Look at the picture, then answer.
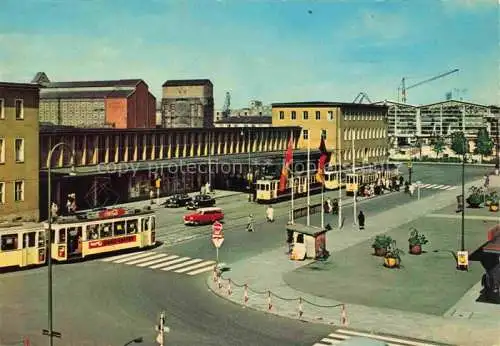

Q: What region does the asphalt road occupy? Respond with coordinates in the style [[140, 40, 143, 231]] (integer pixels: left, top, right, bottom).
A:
[[0, 164, 490, 346]]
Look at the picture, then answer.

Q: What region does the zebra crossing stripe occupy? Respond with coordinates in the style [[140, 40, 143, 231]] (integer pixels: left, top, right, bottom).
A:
[[100, 251, 147, 262], [161, 258, 203, 272], [174, 260, 215, 273], [187, 264, 217, 276], [420, 184, 431, 188], [426, 184, 437, 189], [335, 329, 438, 346], [447, 186, 457, 190], [112, 252, 154, 264], [137, 255, 178, 267], [149, 257, 191, 269], [125, 253, 167, 265]]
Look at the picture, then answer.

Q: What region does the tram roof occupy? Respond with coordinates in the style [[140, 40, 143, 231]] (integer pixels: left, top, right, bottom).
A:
[[45, 207, 155, 225], [0, 222, 43, 233]]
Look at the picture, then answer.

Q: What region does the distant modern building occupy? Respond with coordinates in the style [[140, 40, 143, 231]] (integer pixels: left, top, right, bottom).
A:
[[161, 79, 214, 128], [214, 116, 272, 128], [272, 101, 389, 164], [214, 100, 271, 122], [33, 72, 156, 129], [0, 82, 40, 222]]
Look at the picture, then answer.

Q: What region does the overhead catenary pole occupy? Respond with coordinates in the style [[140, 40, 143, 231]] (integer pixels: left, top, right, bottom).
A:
[[352, 136, 357, 225], [208, 131, 211, 188], [337, 124, 343, 229], [307, 135, 311, 226], [290, 133, 295, 224]]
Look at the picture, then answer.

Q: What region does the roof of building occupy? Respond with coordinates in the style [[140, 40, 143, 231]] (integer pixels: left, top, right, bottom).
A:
[[372, 100, 418, 108], [215, 116, 272, 124], [0, 82, 40, 89], [40, 89, 134, 100], [420, 99, 496, 109], [162, 79, 213, 87], [43, 79, 143, 88], [271, 101, 388, 109]]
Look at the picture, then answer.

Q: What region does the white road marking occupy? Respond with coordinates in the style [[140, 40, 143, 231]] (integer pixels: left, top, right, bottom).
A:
[[112, 252, 154, 263], [187, 264, 217, 276], [124, 253, 167, 265], [137, 255, 178, 267], [433, 184, 445, 189], [336, 329, 440, 346], [149, 257, 191, 269], [161, 258, 203, 271], [420, 184, 431, 188], [175, 260, 215, 273], [100, 251, 147, 262], [426, 184, 438, 189]]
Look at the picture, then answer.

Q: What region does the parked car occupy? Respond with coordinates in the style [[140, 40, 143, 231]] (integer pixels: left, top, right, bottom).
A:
[[163, 194, 192, 208], [184, 207, 224, 225], [186, 194, 216, 210]]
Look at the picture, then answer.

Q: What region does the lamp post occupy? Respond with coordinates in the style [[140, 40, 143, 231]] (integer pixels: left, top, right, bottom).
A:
[[495, 118, 499, 176], [408, 161, 413, 185], [241, 129, 251, 201], [44, 142, 76, 346], [123, 337, 143, 346]]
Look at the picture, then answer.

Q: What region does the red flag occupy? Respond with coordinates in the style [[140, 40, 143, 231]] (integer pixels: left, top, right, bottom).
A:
[[316, 137, 331, 184], [279, 137, 294, 192]]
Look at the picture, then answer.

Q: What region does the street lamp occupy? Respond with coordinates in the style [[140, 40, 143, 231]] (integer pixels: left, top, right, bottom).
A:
[[123, 337, 143, 346], [45, 142, 76, 346], [494, 118, 499, 176], [240, 129, 252, 201], [407, 161, 413, 185]]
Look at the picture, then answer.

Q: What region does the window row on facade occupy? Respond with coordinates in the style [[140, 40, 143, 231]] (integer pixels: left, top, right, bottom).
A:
[[0, 137, 25, 163], [343, 128, 387, 140], [279, 110, 335, 121], [0, 180, 25, 204], [339, 147, 386, 161], [0, 98, 25, 120]]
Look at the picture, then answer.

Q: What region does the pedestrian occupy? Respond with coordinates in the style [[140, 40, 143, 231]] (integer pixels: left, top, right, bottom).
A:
[[332, 198, 338, 215], [149, 189, 155, 204], [266, 205, 274, 222], [247, 214, 255, 232], [409, 183, 415, 196], [484, 174, 490, 188], [357, 211, 365, 230]]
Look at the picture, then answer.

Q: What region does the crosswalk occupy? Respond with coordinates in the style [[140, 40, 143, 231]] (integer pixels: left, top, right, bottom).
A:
[[313, 329, 443, 346], [99, 251, 216, 276], [418, 183, 457, 191]]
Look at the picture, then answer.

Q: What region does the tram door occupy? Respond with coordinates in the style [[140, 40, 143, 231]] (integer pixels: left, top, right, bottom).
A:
[[67, 227, 83, 258], [21, 231, 38, 267]]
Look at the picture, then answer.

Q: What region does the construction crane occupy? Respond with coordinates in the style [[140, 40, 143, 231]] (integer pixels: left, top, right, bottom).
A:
[[352, 92, 372, 104], [400, 68, 459, 103], [222, 92, 231, 118]]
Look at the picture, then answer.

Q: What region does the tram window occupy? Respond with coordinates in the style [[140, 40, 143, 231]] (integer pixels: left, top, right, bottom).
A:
[[100, 223, 112, 238], [59, 229, 66, 244], [87, 225, 99, 240], [142, 218, 150, 231], [126, 220, 138, 234], [23, 232, 36, 248], [51, 230, 56, 244], [114, 221, 125, 236], [296, 234, 304, 244], [150, 217, 155, 231], [1, 234, 18, 251], [38, 231, 45, 247]]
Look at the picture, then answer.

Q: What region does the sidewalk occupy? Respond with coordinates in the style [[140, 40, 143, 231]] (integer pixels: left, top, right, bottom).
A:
[[207, 176, 500, 346]]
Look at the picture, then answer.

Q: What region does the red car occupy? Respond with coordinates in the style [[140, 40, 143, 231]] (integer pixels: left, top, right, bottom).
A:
[[183, 207, 224, 225]]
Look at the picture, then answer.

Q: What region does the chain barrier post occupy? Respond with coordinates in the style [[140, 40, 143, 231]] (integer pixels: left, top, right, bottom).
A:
[[217, 273, 222, 289], [244, 284, 249, 305], [212, 266, 217, 283], [227, 279, 232, 296], [267, 290, 272, 311], [298, 297, 303, 318], [341, 304, 348, 326]]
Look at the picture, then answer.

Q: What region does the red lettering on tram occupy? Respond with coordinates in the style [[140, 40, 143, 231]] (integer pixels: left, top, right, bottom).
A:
[[98, 208, 126, 219], [88, 235, 136, 249]]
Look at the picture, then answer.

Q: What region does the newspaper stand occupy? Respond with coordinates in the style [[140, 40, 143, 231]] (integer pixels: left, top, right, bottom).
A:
[[286, 223, 329, 261]]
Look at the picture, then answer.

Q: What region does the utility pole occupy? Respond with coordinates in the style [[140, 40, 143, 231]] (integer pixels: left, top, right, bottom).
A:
[[306, 135, 311, 226], [352, 137, 357, 225], [337, 124, 343, 229]]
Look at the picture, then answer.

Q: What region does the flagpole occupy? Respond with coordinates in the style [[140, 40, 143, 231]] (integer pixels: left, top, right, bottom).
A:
[[307, 135, 311, 226], [321, 183, 324, 229], [290, 134, 295, 224], [352, 136, 357, 226], [338, 143, 342, 230]]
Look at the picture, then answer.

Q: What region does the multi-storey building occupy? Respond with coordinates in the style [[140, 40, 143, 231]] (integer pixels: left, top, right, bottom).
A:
[[0, 82, 40, 222], [373, 100, 418, 146], [33, 72, 156, 129], [214, 116, 272, 128], [161, 79, 214, 128], [272, 102, 389, 164], [214, 100, 272, 122]]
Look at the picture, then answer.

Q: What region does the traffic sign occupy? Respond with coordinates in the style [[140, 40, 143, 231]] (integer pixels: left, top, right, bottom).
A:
[[212, 221, 223, 237], [212, 238, 224, 248]]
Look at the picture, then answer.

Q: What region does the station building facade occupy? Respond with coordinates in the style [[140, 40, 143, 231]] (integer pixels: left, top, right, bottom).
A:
[[272, 102, 389, 165], [0, 82, 40, 222]]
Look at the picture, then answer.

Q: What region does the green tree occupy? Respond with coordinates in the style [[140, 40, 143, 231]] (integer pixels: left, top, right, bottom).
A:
[[432, 136, 445, 158], [474, 128, 494, 161], [450, 131, 468, 157]]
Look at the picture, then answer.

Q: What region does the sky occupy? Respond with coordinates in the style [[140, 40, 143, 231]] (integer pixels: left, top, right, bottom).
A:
[[0, 0, 498, 108]]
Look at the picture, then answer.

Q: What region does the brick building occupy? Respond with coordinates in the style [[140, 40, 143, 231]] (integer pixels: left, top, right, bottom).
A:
[[0, 82, 40, 222], [161, 79, 214, 128], [33, 72, 155, 129]]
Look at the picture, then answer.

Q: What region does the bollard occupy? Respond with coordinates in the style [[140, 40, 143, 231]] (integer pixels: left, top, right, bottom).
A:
[[244, 284, 249, 305], [217, 274, 222, 289], [341, 304, 348, 326], [298, 297, 303, 318], [267, 291, 272, 311], [227, 279, 232, 296], [24, 337, 30, 346], [213, 266, 217, 282]]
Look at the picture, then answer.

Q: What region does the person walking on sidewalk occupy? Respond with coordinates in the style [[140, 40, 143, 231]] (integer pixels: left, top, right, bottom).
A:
[[357, 211, 365, 230], [266, 205, 274, 222], [247, 214, 255, 232]]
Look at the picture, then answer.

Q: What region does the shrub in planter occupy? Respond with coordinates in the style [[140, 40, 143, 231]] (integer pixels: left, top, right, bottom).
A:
[[408, 227, 428, 255], [371, 235, 393, 257], [489, 192, 499, 212], [466, 186, 485, 208], [384, 241, 404, 269], [485, 191, 497, 207]]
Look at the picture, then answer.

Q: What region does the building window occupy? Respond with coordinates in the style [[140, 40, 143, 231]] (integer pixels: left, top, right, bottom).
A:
[[291, 111, 296, 120], [0, 138, 4, 163], [15, 138, 24, 163], [303, 111, 309, 120], [0, 182, 4, 204], [14, 181, 24, 201], [328, 111, 334, 121], [303, 129, 309, 140], [15, 99, 24, 120], [321, 129, 327, 139], [315, 111, 321, 120], [279, 111, 284, 120], [0, 99, 4, 119]]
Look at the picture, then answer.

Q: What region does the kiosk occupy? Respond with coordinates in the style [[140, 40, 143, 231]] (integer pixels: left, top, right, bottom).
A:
[[286, 223, 330, 261]]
